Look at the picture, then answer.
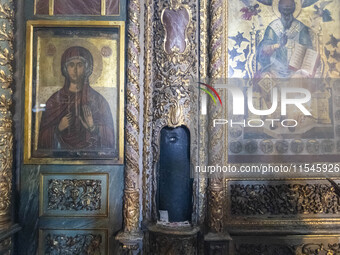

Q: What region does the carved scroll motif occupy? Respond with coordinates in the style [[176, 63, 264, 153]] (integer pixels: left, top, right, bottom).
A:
[[116, 0, 143, 251], [151, 0, 198, 224], [230, 183, 340, 216], [198, 0, 209, 225], [123, 0, 141, 233], [207, 0, 225, 233], [47, 179, 102, 211], [149, 232, 197, 254], [45, 234, 102, 254], [208, 184, 224, 233], [153, 0, 196, 128], [0, 237, 11, 253], [0, 0, 14, 231], [123, 189, 140, 232], [235, 243, 340, 255], [142, 0, 154, 222]]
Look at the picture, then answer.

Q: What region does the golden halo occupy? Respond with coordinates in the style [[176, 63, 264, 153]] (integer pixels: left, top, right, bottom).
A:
[[53, 40, 103, 85], [273, 0, 302, 19]]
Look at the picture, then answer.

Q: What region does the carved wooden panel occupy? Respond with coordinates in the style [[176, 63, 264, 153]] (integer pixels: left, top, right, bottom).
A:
[[0, 237, 11, 255], [149, 0, 199, 223], [230, 182, 340, 216], [149, 230, 197, 255], [47, 179, 102, 211], [40, 174, 108, 217], [0, 0, 14, 235], [39, 229, 107, 255], [226, 179, 340, 229], [152, 0, 197, 125], [233, 236, 340, 255]]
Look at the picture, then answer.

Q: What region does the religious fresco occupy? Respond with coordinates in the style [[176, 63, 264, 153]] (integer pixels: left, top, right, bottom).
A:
[[226, 0, 340, 162], [228, 0, 340, 79], [24, 22, 125, 164]]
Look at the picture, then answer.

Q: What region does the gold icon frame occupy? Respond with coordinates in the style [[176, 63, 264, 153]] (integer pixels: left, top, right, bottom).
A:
[[24, 20, 125, 165]]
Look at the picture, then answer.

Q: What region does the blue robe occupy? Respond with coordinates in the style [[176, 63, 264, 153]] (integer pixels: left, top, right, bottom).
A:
[[257, 19, 313, 78]]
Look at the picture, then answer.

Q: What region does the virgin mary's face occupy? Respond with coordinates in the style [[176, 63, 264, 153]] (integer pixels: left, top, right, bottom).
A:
[[66, 58, 85, 85]]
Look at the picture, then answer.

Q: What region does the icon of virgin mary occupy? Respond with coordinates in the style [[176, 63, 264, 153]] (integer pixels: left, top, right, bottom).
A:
[[38, 46, 115, 152]]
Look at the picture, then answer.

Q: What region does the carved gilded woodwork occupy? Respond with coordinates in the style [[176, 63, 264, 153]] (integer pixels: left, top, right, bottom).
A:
[[45, 233, 103, 254], [0, 116, 12, 227], [235, 244, 293, 255], [226, 179, 340, 230], [152, 0, 196, 124], [168, 101, 184, 127], [207, 0, 225, 234], [123, 189, 140, 232], [0, 237, 11, 254], [299, 243, 340, 255], [141, 0, 201, 232], [151, 0, 198, 224], [116, 0, 143, 252], [149, 231, 198, 255], [206, 242, 229, 255], [41, 229, 108, 254], [40, 174, 109, 218], [0, 0, 13, 231], [142, 0, 154, 222], [47, 179, 102, 211], [230, 183, 340, 216], [235, 242, 340, 255], [123, 0, 141, 234], [208, 183, 224, 233], [198, 0, 209, 226], [231, 235, 340, 255]]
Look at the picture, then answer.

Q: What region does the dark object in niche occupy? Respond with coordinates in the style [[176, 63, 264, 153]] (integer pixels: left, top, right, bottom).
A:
[[157, 126, 192, 222]]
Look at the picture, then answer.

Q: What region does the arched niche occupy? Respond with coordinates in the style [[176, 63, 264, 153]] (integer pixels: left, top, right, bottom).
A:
[[157, 125, 193, 222]]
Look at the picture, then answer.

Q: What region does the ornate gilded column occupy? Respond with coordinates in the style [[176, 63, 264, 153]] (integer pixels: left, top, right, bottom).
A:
[[0, 0, 17, 254], [198, 0, 208, 227], [0, 0, 13, 231], [116, 0, 143, 252], [142, 0, 154, 223], [207, 0, 224, 234], [205, 0, 231, 252]]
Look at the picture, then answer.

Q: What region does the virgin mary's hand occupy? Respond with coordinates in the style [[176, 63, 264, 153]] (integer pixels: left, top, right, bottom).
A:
[[58, 113, 72, 131], [81, 105, 95, 131]]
